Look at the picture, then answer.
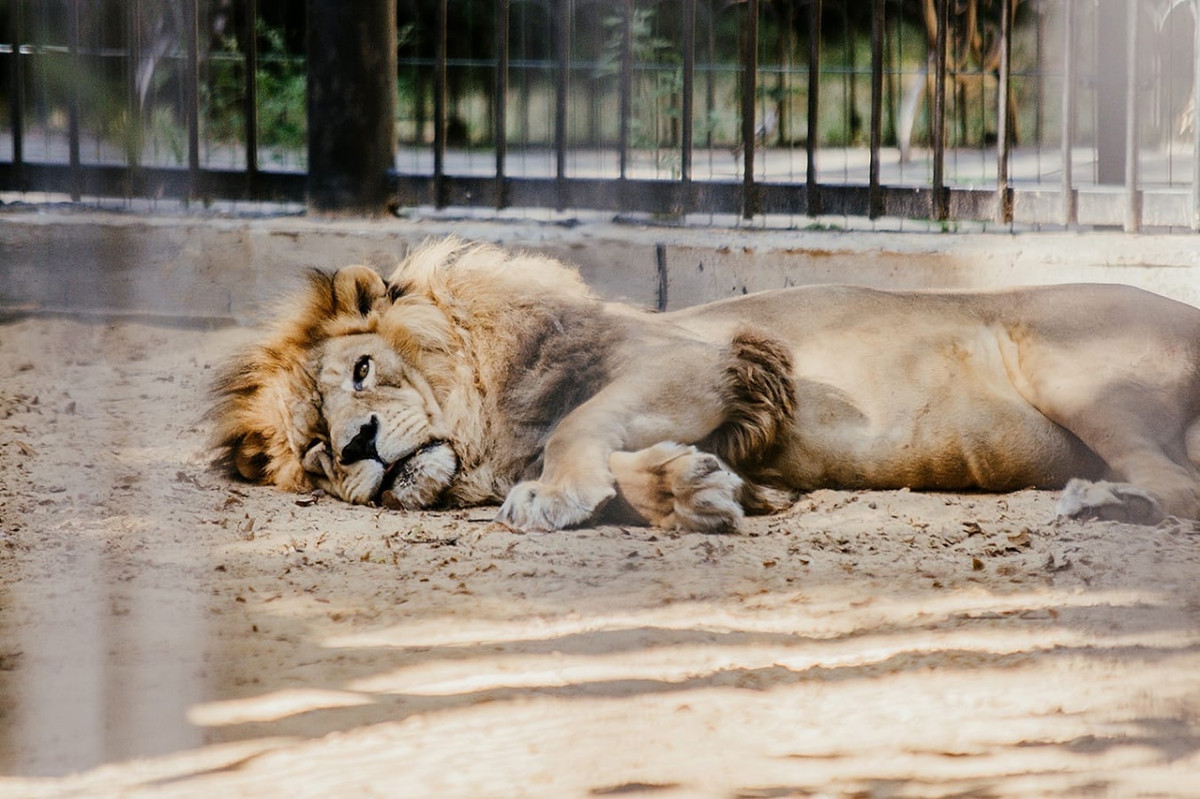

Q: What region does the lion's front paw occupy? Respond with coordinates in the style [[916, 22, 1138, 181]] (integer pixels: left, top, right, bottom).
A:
[[496, 480, 617, 531], [610, 443, 745, 533]]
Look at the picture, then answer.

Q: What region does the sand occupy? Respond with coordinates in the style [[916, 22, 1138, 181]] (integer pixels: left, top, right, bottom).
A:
[[1, 315, 1199, 798]]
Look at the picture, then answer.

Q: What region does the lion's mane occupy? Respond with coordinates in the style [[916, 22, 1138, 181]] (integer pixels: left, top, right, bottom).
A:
[[210, 237, 621, 503]]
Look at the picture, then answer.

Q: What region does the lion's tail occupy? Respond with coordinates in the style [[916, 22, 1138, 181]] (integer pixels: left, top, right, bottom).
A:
[[701, 330, 796, 470]]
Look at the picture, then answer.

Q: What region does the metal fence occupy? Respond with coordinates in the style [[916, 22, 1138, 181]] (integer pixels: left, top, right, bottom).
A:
[[2, 1, 1198, 231]]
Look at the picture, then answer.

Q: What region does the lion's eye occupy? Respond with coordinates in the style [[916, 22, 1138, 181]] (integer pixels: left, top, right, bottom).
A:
[[352, 355, 372, 390]]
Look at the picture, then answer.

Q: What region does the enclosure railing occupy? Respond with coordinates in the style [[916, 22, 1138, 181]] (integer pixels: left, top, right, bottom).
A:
[[2, 0, 1198, 231]]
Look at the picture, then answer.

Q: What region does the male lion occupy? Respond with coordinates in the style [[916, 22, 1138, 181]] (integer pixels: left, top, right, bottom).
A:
[[211, 237, 1200, 531]]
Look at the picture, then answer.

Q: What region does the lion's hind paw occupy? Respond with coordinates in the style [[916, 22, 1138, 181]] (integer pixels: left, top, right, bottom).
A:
[[1056, 478, 1165, 525], [610, 443, 746, 533]]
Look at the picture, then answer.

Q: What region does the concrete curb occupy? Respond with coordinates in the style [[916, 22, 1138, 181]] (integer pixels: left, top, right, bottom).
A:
[[3, 210, 1200, 323]]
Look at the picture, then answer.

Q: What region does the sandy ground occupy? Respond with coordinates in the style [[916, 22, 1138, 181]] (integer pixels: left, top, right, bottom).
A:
[[1, 315, 1199, 798]]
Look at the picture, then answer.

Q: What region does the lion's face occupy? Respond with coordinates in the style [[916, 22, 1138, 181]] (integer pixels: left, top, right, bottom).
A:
[[213, 237, 592, 511], [302, 332, 459, 509]]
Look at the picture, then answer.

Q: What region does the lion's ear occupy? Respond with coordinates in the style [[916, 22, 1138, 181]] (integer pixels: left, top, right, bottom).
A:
[[332, 265, 388, 317]]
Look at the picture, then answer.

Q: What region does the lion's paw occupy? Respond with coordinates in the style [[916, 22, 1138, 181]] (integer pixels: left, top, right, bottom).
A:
[[610, 443, 745, 533], [665, 450, 746, 533], [1055, 478, 1165, 525], [496, 480, 617, 531]]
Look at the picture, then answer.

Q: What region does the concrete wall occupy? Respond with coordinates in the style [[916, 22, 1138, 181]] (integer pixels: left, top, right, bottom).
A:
[[3, 211, 1200, 323]]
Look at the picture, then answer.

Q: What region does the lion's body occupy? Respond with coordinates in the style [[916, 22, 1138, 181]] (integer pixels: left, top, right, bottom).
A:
[[212, 239, 1200, 530]]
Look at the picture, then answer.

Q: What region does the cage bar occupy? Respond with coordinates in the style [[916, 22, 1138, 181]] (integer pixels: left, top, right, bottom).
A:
[[494, 0, 509, 209], [433, 0, 447, 207], [996, 0, 1013, 224], [244, 0, 259, 181], [185, 0, 200, 199], [554, 0, 569, 210], [868, 0, 884, 220], [741, 0, 758, 219], [1061, 0, 1076, 226], [681, 0, 695, 197], [10, 0, 25, 182], [806, 0, 821, 216], [124, 0, 140, 178], [68, 0, 81, 200], [1193, 0, 1200, 230], [1123, 0, 1139, 232], [931, 0, 949, 221], [618, 0, 632, 182]]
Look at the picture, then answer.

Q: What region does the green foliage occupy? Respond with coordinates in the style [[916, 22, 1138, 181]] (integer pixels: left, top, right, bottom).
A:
[[205, 21, 307, 158]]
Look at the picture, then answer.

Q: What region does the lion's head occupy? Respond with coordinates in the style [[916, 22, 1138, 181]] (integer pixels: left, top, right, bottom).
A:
[[210, 237, 598, 509]]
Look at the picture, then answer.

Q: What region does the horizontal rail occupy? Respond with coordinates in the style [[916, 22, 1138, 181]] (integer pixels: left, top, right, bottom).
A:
[[0, 163, 306, 202]]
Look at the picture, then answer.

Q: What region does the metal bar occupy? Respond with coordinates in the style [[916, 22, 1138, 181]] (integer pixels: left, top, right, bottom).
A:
[[1193, 0, 1200, 230], [0, 163, 306, 203], [806, 0, 821, 216], [1096, 0, 1125, 184], [494, 0, 509, 209], [931, 0, 949, 220], [10, 0, 24, 179], [554, 0, 570, 210], [868, 0, 884, 220], [741, 0, 758, 219], [68, 0, 82, 200], [433, 0, 447, 207], [680, 0, 695, 195], [244, 0, 259, 179], [185, 0, 201, 200], [618, 0, 632, 180], [705, 1, 715, 149], [1061, 0, 1076, 226], [995, 0, 1013, 224], [1123, 0, 1139, 231], [125, 0, 141, 176], [388, 173, 1009, 223]]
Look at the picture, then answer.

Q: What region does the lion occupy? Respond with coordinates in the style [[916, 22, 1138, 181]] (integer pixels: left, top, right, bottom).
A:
[[211, 237, 1200, 531]]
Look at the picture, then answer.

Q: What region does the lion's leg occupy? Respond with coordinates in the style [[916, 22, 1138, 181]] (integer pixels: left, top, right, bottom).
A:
[[1054, 430, 1200, 524], [1011, 344, 1200, 523], [496, 348, 735, 531]]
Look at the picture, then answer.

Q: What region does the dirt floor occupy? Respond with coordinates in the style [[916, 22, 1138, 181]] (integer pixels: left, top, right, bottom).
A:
[[1, 315, 1199, 798]]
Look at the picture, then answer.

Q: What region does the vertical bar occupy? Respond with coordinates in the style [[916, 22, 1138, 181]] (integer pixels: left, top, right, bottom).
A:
[[868, 0, 884, 219], [995, 0, 1013, 224], [554, 0, 570, 210], [11, 0, 25, 180], [1096, 0, 1126, 184], [494, 0, 509, 209], [618, 0, 632, 180], [433, 0, 447, 207], [1123, 0, 1139, 231], [705, 1, 715, 149], [1192, 0, 1200, 230], [244, 0, 259, 179], [680, 0, 695, 192], [931, 0, 949, 221], [806, 0, 821, 216], [1061, 0, 1076, 225], [68, 0, 82, 200], [741, 0, 757, 219], [185, 0, 201, 199], [125, 0, 141, 173]]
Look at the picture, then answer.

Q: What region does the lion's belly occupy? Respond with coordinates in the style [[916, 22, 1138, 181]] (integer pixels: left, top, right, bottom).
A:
[[762, 335, 1105, 491]]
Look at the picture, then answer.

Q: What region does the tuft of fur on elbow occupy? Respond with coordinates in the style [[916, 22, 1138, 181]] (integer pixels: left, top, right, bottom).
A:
[[701, 330, 796, 469]]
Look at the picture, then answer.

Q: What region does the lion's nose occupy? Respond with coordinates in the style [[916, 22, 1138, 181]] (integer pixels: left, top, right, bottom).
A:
[[340, 416, 380, 465]]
